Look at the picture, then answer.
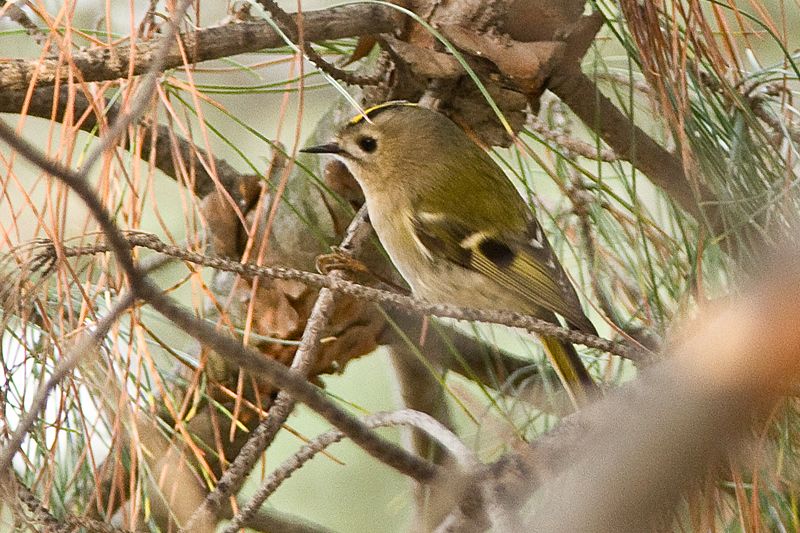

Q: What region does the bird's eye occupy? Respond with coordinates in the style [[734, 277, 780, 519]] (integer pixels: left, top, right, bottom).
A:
[[357, 136, 377, 153]]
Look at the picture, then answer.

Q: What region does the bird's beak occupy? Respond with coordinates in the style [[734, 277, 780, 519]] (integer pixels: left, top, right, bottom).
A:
[[300, 142, 342, 154]]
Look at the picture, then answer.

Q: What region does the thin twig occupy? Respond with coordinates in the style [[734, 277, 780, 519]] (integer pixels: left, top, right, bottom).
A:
[[81, 0, 193, 172], [0, 0, 193, 474], [30, 233, 648, 361], [528, 116, 617, 162], [180, 206, 373, 531], [225, 409, 475, 532], [219, 502, 335, 533], [255, 0, 382, 86], [0, 0, 47, 45], [549, 67, 724, 235], [0, 86, 254, 199], [594, 72, 653, 96]]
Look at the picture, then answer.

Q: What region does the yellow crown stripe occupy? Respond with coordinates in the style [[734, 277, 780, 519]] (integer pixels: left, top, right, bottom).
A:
[[348, 100, 418, 125]]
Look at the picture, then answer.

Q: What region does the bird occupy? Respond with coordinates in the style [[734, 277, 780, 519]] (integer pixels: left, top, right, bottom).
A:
[[301, 102, 597, 407]]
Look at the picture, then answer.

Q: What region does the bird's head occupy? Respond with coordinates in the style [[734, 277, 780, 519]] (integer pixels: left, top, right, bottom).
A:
[[301, 102, 462, 189]]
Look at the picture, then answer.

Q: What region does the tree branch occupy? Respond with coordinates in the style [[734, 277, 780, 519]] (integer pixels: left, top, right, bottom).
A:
[[254, 0, 381, 86], [225, 409, 476, 533], [0, 4, 397, 93], [218, 502, 335, 533], [0, 117, 438, 488], [437, 258, 800, 531], [2, 79, 561, 433], [5, 473, 134, 533], [29, 232, 646, 361], [549, 67, 723, 234]]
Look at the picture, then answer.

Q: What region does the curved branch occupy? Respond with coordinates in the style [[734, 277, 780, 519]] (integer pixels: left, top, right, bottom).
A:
[[225, 409, 476, 533], [255, 0, 381, 86], [218, 503, 334, 533]]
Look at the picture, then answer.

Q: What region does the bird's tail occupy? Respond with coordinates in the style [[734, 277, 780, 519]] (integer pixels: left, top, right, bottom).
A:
[[539, 334, 596, 409]]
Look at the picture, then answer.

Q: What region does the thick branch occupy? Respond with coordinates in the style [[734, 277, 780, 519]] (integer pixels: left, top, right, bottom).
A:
[[0, 4, 397, 93], [445, 260, 800, 531]]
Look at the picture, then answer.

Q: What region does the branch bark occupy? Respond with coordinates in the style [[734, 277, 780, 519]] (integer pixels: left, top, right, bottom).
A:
[[0, 4, 397, 93], [31, 233, 644, 361]]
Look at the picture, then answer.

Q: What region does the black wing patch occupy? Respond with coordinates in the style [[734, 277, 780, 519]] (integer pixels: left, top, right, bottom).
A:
[[477, 238, 515, 268], [411, 211, 596, 334]]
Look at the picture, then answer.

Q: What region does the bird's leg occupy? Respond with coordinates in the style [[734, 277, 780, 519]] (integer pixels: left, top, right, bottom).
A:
[[315, 246, 371, 275], [316, 247, 410, 294]]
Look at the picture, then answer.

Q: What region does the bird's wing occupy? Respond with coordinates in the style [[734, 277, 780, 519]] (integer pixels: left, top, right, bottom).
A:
[[411, 211, 596, 334]]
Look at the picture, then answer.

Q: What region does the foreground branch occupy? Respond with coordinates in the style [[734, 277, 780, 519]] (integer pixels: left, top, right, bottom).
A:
[[440, 258, 800, 531], [181, 207, 373, 531], [226, 409, 476, 533]]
